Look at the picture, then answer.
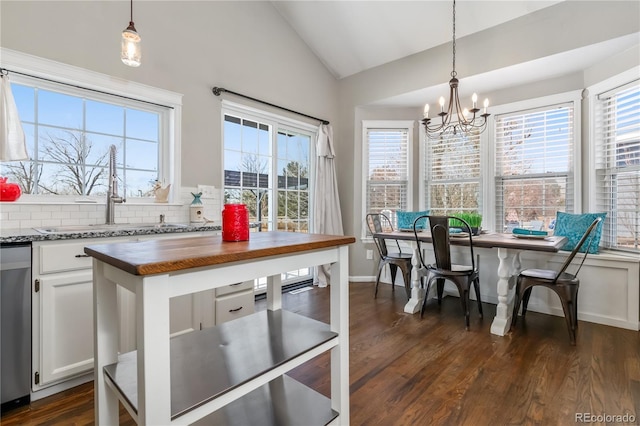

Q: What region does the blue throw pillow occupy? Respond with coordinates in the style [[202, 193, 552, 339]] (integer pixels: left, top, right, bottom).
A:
[[396, 210, 429, 230], [553, 212, 606, 254]]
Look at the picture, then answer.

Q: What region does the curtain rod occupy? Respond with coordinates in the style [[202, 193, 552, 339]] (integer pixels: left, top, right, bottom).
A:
[[0, 67, 174, 110], [212, 87, 329, 125]]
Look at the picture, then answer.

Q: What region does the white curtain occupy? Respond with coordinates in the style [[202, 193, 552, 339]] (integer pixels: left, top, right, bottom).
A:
[[313, 124, 344, 287], [0, 74, 28, 161]]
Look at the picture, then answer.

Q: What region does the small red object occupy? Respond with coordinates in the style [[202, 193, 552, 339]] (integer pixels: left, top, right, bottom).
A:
[[222, 203, 249, 242], [0, 177, 21, 202]]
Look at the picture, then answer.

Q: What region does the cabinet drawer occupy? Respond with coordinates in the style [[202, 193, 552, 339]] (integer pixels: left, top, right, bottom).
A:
[[38, 242, 94, 274], [215, 280, 254, 297], [215, 290, 254, 324], [37, 238, 126, 274]]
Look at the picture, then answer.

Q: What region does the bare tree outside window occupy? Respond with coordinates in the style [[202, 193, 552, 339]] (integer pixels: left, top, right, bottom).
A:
[[3, 130, 110, 195]]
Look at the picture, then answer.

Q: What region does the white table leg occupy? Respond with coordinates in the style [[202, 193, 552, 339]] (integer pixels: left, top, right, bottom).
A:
[[266, 275, 282, 311], [330, 245, 350, 424], [490, 247, 513, 336], [136, 274, 172, 425], [93, 260, 119, 425], [404, 246, 425, 314]]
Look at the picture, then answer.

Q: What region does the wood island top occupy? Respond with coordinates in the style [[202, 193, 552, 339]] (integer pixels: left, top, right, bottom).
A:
[[84, 231, 355, 276]]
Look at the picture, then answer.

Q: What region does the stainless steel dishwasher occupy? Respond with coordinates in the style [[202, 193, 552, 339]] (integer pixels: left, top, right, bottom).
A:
[[1, 243, 31, 413]]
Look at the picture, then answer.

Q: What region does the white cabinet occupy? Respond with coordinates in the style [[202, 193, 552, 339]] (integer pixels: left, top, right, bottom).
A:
[[32, 231, 246, 393], [38, 271, 93, 385], [32, 237, 127, 391], [215, 280, 255, 324]]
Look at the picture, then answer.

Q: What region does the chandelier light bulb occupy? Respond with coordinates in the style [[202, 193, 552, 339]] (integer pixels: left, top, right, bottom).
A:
[[420, 0, 490, 138]]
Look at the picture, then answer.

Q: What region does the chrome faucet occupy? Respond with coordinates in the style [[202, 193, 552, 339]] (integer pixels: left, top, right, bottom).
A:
[[106, 145, 125, 224]]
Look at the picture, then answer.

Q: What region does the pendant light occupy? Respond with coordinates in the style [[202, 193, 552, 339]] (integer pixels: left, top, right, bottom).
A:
[[421, 0, 489, 137], [121, 0, 141, 67]]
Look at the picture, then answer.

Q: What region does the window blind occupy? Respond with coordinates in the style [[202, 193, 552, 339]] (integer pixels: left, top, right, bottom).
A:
[[423, 129, 481, 215], [494, 103, 574, 231], [365, 128, 409, 224], [594, 80, 640, 251]]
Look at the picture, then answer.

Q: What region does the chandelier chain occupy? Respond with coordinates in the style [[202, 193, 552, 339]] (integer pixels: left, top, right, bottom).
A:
[[451, 0, 456, 78]]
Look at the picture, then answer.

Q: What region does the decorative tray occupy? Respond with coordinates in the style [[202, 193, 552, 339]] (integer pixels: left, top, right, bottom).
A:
[[512, 233, 549, 240]]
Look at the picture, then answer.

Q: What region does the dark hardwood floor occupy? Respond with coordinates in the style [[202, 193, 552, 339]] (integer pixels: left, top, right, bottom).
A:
[[2, 282, 639, 425]]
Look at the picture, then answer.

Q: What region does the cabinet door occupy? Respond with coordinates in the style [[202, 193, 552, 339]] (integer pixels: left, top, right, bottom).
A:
[[118, 289, 211, 353], [39, 271, 94, 385]]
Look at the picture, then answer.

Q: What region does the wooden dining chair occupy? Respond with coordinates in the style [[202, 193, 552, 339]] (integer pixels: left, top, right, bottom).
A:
[[413, 215, 482, 329], [510, 217, 603, 345], [366, 213, 413, 299]]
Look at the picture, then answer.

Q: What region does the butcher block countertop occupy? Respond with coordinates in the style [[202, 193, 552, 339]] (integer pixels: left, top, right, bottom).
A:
[[84, 231, 355, 276]]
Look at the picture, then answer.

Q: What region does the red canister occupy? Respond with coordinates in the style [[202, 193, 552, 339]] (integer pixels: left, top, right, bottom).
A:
[[222, 203, 249, 242]]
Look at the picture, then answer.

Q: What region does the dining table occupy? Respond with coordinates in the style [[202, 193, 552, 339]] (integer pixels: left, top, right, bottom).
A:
[[372, 230, 568, 336]]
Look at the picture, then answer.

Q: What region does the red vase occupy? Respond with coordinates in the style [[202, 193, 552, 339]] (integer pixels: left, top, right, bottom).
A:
[[0, 177, 21, 202], [222, 204, 249, 241]]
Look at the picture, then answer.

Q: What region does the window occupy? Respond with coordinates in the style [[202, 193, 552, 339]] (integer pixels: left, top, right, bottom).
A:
[[421, 129, 481, 215], [222, 101, 316, 287], [593, 77, 640, 252], [362, 120, 413, 231], [493, 96, 578, 232], [0, 49, 181, 200]]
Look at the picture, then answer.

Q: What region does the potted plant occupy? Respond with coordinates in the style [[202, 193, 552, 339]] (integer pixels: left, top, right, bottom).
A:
[[452, 212, 483, 236]]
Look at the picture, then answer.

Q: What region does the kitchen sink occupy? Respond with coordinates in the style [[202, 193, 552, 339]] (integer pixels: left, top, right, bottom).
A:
[[34, 223, 189, 234]]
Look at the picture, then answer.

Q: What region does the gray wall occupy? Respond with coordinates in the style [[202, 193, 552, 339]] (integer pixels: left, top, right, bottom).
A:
[[0, 0, 338, 188], [337, 1, 639, 278]]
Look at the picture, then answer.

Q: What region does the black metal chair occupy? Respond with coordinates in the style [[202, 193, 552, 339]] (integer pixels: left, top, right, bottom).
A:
[[510, 217, 603, 345], [366, 213, 412, 300], [413, 215, 482, 329]]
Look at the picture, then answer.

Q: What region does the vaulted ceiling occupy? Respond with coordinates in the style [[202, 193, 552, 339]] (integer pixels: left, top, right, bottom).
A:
[[271, 1, 639, 107]]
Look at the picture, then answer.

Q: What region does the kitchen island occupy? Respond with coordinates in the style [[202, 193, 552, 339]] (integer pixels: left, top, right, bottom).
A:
[[85, 231, 354, 425]]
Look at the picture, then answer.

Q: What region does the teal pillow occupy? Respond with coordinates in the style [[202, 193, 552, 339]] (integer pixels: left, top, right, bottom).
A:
[[397, 210, 429, 230], [553, 212, 606, 254]]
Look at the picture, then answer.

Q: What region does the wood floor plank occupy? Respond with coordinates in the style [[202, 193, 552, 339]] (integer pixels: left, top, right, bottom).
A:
[[2, 282, 638, 425]]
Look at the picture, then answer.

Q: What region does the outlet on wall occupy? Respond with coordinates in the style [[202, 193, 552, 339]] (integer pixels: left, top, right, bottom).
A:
[[366, 249, 373, 260]]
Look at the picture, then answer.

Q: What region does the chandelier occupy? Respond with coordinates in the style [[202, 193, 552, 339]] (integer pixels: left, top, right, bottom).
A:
[[121, 0, 141, 67], [421, 0, 489, 137]]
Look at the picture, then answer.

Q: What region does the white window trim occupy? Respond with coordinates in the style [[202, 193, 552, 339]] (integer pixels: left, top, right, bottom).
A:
[[361, 120, 414, 240], [220, 100, 318, 231], [0, 47, 183, 202], [485, 90, 582, 230], [586, 66, 640, 212]]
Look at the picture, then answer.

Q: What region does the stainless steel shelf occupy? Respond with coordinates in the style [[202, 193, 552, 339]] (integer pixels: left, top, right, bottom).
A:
[[104, 309, 338, 423]]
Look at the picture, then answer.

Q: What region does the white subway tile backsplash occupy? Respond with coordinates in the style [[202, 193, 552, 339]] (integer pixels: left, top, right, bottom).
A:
[[2, 220, 20, 229], [9, 211, 32, 220], [2, 191, 191, 230], [31, 211, 53, 220]]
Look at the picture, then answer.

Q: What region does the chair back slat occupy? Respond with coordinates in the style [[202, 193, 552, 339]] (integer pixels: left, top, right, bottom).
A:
[[367, 213, 401, 257], [414, 215, 476, 271], [553, 217, 603, 282]]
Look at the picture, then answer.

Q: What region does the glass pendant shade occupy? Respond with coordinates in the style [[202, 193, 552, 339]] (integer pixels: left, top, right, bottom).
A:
[[121, 23, 141, 67]]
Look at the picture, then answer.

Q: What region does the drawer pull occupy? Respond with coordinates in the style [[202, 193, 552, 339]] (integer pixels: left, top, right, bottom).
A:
[[228, 306, 243, 313], [75, 254, 91, 258]]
